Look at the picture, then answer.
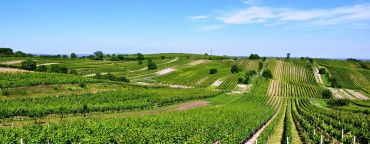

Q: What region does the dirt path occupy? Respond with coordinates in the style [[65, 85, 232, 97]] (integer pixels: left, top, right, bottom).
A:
[[177, 101, 208, 111], [229, 84, 251, 94], [211, 80, 223, 87], [313, 67, 324, 86], [156, 67, 176, 75], [37, 63, 59, 66], [244, 106, 281, 144], [1, 60, 24, 65], [188, 60, 207, 66], [346, 89, 369, 100], [0, 67, 29, 73]]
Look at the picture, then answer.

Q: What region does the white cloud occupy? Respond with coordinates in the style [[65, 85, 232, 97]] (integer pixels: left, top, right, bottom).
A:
[[241, 0, 260, 5], [190, 15, 209, 20], [216, 3, 370, 29]]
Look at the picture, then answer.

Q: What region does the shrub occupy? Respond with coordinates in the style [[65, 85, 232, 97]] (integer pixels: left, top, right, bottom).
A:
[[231, 65, 240, 74], [94, 51, 104, 60], [69, 69, 78, 75], [248, 54, 260, 60], [49, 65, 68, 74], [36, 65, 48, 72], [148, 59, 157, 69], [322, 89, 333, 99], [262, 70, 273, 79], [246, 70, 256, 77], [258, 62, 263, 69], [79, 83, 87, 88], [327, 99, 349, 106], [70, 53, 77, 59], [209, 68, 217, 74], [318, 68, 326, 74], [161, 56, 165, 59], [21, 60, 37, 70], [1, 90, 10, 96]]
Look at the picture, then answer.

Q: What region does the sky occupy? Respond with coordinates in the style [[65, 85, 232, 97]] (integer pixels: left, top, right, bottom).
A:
[[1, 0, 370, 58]]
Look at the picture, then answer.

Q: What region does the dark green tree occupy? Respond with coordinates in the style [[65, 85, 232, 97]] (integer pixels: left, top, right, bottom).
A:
[[262, 69, 273, 79], [21, 60, 37, 70], [322, 89, 333, 99], [231, 65, 240, 74], [137, 53, 145, 61], [70, 53, 78, 59], [94, 51, 104, 60], [148, 59, 157, 69]]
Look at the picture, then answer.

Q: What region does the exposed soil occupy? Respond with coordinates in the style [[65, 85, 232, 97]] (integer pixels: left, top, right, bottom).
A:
[[37, 63, 60, 66], [0, 67, 29, 73], [156, 67, 176, 75], [177, 101, 208, 111], [346, 89, 369, 100], [211, 80, 223, 87], [1, 60, 24, 65], [314, 67, 324, 86], [188, 60, 207, 66]]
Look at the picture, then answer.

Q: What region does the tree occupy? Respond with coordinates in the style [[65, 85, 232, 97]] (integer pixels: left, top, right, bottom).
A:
[[137, 53, 145, 61], [262, 69, 273, 79], [14, 51, 27, 57], [287, 53, 291, 59], [62, 55, 68, 58], [318, 68, 326, 74], [94, 51, 104, 60], [117, 54, 125, 60], [322, 89, 333, 99], [49, 65, 68, 73], [248, 54, 260, 60], [138, 60, 143, 65], [231, 65, 240, 74], [147, 59, 157, 69], [209, 68, 218, 74], [71, 53, 77, 59], [0, 48, 13, 56], [36, 65, 48, 72], [161, 56, 165, 59], [258, 62, 263, 69], [246, 70, 257, 76], [21, 60, 37, 70]]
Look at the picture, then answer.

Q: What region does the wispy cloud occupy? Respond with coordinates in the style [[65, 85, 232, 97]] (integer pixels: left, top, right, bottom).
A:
[[216, 3, 370, 29], [190, 15, 209, 20], [240, 0, 260, 5]]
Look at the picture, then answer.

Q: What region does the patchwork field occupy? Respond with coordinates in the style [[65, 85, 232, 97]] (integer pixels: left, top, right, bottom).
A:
[[0, 53, 369, 143]]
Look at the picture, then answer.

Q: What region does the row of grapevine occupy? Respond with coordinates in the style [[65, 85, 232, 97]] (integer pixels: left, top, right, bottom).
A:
[[327, 66, 370, 93], [268, 80, 322, 98], [291, 98, 369, 143], [0, 87, 220, 118], [0, 78, 275, 143], [273, 60, 317, 85], [0, 72, 103, 88]]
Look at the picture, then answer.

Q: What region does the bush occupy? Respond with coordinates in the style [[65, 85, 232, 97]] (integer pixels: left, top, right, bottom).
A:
[[327, 99, 349, 106], [69, 69, 78, 75], [148, 59, 157, 70], [49, 65, 68, 74], [94, 51, 104, 60], [21, 60, 37, 70], [258, 62, 263, 69], [231, 65, 240, 74], [322, 89, 333, 99], [318, 68, 326, 74], [246, 70, 256, 77], [1, 90, 10, 96], [262, 70, 273, 79], [79, 83, 87, 88], [36, 65, 48, 72], [138, 60, 143, 65], [248, 54, 260, 60], [209, 68, 217, 74]]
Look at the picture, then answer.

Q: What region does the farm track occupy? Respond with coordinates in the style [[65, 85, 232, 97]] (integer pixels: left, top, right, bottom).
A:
[[0, 67, 29, 73]]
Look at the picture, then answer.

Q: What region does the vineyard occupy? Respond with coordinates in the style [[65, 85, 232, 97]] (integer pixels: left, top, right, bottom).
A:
[[0, 54, 369, 143]]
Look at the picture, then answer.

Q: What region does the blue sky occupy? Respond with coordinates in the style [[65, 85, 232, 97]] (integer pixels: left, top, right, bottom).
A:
[[1, 0, 370, 58]]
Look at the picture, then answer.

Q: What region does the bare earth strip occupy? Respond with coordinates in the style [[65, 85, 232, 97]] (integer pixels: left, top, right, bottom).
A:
[[37, 63, 60, 66], [314, 67, 324, 86], [345, 89, 369, 100], [230, 84, 251, 94], [0, 67, 29, 73], [211, 80, 223, 87], [177, 101, 208, 111], [188, 60, 207, 66], [329, 88, 356, 99], [244, 106, 281, 144], [1, 60, 24, 65], [266, 106, 286, 144], [156, 67, 176, 76]]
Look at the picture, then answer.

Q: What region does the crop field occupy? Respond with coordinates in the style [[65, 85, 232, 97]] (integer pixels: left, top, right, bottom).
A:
[[0, 53, 369, 143]]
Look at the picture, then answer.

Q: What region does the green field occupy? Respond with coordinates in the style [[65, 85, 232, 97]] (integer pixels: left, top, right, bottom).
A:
[[0, 53, 369, 143]]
